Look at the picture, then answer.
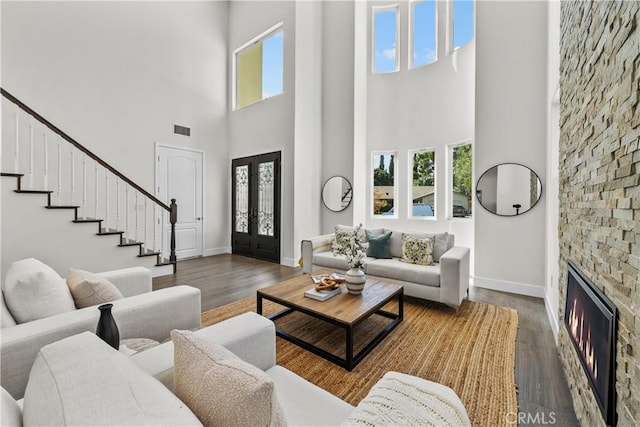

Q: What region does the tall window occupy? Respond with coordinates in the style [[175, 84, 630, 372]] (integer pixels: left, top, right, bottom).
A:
[[372, 152, 397, 216], [410, 149, 436, 218], [235, 26, 284, 110], [411, 0, 437, 68], [452, 0, 474, 50], [451, 143, 472, 218], [373, 7, 399, 73]]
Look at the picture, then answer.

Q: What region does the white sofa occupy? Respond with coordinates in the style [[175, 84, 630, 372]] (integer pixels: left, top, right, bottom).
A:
[[0, 312, 471, 426], [0, 266, 201, 399], [302, 228, 470, 307]]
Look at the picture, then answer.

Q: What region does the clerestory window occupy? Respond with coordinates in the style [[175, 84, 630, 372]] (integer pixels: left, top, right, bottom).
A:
[[234, 24, 284, 110]]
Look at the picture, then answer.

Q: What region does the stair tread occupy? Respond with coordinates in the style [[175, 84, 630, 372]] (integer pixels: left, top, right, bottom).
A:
[[46, 205, 79, 209], [119, 239, 143, 247], [73, 217, 103, 223], [97, 228, 123, 235], [1, 173, 24, 177], [156, 259, 174, 267], [139, 250, 161, 257], [15, 190, 53, 194]]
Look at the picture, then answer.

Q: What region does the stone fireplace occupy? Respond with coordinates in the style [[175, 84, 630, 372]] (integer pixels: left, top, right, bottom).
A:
[[559, 2, 639, 426]]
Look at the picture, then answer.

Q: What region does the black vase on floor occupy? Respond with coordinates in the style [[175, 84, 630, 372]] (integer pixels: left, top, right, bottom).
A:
[[96, 303, 120, 350]]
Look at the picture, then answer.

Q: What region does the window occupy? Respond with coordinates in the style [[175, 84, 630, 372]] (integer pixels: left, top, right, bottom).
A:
[[372, 152, 397, 216], [409, 149, 436, 218], [452, 0, 474, 50], [450, 143, 472, 218], [373, 7, 399, 73], [411, 0, 437, 68], [235, 26, 283, 109]]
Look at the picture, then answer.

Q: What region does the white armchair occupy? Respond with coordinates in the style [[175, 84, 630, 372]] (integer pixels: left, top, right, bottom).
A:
[[0, 265, 201, 399]]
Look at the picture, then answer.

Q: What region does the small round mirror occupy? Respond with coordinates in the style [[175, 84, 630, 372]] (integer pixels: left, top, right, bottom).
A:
[[322, 176, 352, 212], [476, 163, 542, 216]]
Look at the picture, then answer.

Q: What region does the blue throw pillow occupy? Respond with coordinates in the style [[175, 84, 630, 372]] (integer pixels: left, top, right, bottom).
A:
[[366, 230, 392, 259]]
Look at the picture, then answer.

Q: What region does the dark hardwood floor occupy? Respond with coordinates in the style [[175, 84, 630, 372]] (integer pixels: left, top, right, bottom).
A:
[[154, 254, 578, 426]]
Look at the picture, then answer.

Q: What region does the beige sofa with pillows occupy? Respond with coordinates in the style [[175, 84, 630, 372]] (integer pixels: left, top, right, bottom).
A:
[[0, 312, 471, 426], [0, 258, 201, 399], [301, 225, 470, 307]]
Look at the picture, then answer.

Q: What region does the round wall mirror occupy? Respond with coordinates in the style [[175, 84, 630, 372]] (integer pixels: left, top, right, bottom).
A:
[[476, 163, 542, 216], [322, 176, 352, 212]]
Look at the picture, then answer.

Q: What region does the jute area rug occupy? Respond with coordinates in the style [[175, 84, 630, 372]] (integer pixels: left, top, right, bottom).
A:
[[201, 296, 518, 427]]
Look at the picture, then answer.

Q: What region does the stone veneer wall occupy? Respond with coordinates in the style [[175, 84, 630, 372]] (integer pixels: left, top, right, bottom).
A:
[[559, 2, 639, 426]]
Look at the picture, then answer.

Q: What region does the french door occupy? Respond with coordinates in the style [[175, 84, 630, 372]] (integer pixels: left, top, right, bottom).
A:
[[231, 151, 281, 263]]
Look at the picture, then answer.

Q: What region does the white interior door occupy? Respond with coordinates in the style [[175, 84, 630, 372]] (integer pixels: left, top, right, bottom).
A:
[[156, 145, 203, 259]]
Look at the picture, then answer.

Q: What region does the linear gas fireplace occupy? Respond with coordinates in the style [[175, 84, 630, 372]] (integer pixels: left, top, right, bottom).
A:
[[565, 261, 617, 426]]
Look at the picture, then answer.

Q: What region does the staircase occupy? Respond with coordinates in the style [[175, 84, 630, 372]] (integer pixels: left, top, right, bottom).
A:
[[1, 88, 177, 275]]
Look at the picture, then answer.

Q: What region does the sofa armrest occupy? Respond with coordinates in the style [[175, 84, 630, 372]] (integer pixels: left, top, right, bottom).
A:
[[97, 266, 152, 297], [301, 234, 335, 273], [130, 312, 276, 391], [439, 246, 470, 307], [0, 285, 201, 399]]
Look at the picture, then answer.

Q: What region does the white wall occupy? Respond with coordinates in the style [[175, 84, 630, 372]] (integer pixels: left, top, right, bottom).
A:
[[321, 0, 356, 232], [474, 1, 548, 297], [545, 0, 561, 340], [1, 1, 230, 262], [365, 1, 475, 253], [227, 1, 296, 265]]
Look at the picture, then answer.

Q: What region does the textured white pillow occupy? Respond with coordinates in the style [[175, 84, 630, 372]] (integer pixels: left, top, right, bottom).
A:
[[0, 292, 16, 328], [172, 329, 287, 427], [1, 387, 21, 426], [3, 258, 75, 323], [66, 268, 124, 309]]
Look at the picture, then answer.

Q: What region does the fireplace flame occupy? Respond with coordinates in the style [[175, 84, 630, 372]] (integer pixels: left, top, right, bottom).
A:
[[568, 298, 598, 379]]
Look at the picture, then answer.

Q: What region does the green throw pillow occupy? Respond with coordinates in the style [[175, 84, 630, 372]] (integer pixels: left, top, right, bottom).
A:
[[366, 230, 392, 259], [400, 234, 434, 265]]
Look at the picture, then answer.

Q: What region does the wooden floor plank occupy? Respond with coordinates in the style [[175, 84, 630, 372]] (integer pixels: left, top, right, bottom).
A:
[[154, 254, 578, 425]]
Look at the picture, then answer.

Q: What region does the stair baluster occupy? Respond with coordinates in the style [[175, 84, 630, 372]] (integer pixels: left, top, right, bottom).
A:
[[28, 121, 34, 189], [116, 177, 120, 232], [105, 173, 110, 230], [70, 147, 75, 206], [43, 131, 48, 190], [125, 183, 130, 237], [82, 153, 87, 217], [56, 137, 62, 204], [14, 111, 19, 173], [94, 160, 99, 219]]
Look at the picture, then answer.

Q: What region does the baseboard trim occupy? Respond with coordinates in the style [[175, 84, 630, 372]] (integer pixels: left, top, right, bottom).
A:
[[203, 247, 231, 257], [281, 257, 298, 268], [544, 289, 559, 343], [473, 276, 545, 298]]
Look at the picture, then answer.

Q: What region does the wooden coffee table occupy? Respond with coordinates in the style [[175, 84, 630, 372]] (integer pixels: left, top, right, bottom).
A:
[[257, 271, 403, 371]]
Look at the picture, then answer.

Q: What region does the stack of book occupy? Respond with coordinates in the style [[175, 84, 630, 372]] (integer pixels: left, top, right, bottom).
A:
[[304, 286, 342, 301]]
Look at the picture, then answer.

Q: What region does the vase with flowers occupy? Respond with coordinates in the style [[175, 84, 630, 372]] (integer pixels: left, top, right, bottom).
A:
[[332, 224, 369, 295]]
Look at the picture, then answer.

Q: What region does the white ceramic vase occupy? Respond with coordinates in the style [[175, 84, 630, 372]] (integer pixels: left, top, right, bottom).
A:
[[345, 268, 366, 295]]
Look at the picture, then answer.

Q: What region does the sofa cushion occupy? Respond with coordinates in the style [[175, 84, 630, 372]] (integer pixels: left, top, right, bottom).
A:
[[388, 231, 449, 262], [66, 268, 124, 309], [366, 230, 392, 259], [401, 235, 434, 266], [22, 332, 201, 426], [342, 371, 471, 427], [1, 292, 16, 328], [313, 251, 350, 271], [267, 365, 354, 426], [1, 387, 21, 426], [172, 329, 286, 427], [366, 259, 440, 287], [3, 258, 75, 324]]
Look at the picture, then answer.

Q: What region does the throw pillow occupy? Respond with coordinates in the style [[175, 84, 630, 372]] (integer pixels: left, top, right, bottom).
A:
[[334, 225, 355, 251], [366, 230, 392, 259], [171, 329, 287, 427], [400, 234, 434, 266], [1, 387, 21, 427], [66, 268, 124, 309], [3, 258, 75, 324]]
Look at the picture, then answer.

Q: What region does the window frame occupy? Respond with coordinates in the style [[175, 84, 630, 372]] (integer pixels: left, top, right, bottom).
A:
[[371, 4, 400, 74], [232, 22, 284, 111], [409, 0, 438, 69], [447, 140, 473, 220], [408, 148, 437, 220], [371, 151, 398, 218]]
